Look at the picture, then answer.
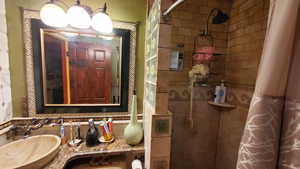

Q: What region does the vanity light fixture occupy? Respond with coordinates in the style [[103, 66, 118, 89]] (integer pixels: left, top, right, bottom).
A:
[[40, 0, 68, 28], [91, 3, 113, 34], [40, 0, 113, 33]]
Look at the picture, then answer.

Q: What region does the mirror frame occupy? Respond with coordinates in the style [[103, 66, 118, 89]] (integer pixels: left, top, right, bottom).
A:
[[23, 9, 137, 116]]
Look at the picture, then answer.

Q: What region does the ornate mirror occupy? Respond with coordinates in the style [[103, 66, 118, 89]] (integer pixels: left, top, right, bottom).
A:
[[23, 9, 137, 115]]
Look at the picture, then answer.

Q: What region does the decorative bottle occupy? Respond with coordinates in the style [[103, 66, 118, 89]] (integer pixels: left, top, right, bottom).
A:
[[124, 90, 143, 145], [86, 119, 99, 147]]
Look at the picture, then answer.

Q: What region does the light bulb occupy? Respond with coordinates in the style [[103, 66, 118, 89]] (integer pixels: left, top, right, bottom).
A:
[[67, 5, 91, 29], [91, 12, 113, 34], [40, 3, 67, 28]]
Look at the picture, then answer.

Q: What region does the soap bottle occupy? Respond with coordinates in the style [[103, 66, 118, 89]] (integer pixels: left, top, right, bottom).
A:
[[219, 80, 226, 103], [86, 119, 99, 147], [214, 86, 221, 103], [60, 119, 67, 144]]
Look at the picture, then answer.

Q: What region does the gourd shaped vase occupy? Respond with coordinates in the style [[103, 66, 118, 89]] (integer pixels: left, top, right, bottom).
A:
[[124, 91, 143, 145]]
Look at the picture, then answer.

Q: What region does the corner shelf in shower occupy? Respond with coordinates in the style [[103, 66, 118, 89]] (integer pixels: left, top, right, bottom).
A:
[[207, 101, 236, 109]]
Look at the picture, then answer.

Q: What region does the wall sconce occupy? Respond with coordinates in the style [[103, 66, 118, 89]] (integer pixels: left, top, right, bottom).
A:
[[40, 0, 113, 34]]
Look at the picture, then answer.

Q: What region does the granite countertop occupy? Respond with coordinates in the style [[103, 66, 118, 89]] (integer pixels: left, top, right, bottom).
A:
[[44, 139, 144, 169]]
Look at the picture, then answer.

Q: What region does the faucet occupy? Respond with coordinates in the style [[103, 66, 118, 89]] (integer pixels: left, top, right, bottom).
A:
[[23, 118, 51, 137], [7, 118, 52, 139]]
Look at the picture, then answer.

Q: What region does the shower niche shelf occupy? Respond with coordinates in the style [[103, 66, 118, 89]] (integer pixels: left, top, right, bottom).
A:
[[207, 101, 236, 109]]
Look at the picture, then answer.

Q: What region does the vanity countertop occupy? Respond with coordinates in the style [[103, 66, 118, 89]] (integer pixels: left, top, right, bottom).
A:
[[44, 139, 144, 169]]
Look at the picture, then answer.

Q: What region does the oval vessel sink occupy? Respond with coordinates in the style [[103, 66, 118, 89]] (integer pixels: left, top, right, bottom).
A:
[[0, 134, 61, 169]]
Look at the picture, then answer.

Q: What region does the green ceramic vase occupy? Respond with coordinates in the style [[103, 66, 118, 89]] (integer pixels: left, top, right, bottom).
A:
[[124, 91, 143, 145]]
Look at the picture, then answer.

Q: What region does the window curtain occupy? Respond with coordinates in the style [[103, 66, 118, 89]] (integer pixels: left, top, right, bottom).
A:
[[236, 0, 300, 169]]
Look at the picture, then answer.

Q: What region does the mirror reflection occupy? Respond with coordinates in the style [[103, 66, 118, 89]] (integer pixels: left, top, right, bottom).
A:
[[41, 29, 122, 105]]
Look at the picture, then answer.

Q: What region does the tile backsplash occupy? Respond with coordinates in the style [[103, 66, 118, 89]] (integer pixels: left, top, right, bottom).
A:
[[0, 0, 12, 123]]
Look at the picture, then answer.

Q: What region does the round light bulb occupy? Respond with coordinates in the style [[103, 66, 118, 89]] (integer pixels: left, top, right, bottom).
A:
[[67, 5, 91, 29], [40, 3, 67, 28], [91, 12, 113, 34]]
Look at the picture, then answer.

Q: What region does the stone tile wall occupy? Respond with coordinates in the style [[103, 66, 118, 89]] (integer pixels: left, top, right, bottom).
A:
[[169, 85, 253, 169], [169, 85, 220, 169], [169, 0, 231, 84], [225, 0, 269, 86], [215, 87, 253, 169], [168, 0, 269, 169], [0, 0, 12, 123]]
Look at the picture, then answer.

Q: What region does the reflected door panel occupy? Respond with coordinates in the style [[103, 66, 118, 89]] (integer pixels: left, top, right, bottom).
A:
[[69, 42, 112, 104]]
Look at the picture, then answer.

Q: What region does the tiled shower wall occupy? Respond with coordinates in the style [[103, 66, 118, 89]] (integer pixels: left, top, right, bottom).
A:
[[216, 1, 269, 169], [169, 85, 220, 169], [169, 0, 269, 169], [169, 0, 231, 84], [169, 85, 253, 169], [169, 0, 231, 169], [0, 0, 12, 123], [225, 0, 269, 86]]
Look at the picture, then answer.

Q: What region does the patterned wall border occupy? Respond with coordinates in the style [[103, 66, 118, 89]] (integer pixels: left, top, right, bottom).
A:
[[22, 9, 137, 117], [169, 86, 253, 109]]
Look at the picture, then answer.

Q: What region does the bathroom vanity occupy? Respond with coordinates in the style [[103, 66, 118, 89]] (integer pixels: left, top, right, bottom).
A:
[[0, 117, 144, 169], [45, 139, 144, 169]]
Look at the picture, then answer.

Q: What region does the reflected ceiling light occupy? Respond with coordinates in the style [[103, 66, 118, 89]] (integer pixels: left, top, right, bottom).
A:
[[61, 32, 79, 37], [67, 0, 91, 29], [100, 34, 114, 40], [91, 3, 113, 34], [40, 1, 67, 28]]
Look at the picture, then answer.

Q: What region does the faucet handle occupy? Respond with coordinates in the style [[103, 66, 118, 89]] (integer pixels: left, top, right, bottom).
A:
[[43, 118, 51, 125], [31, 118, 39, 125], [58, 118, 64, 125], [24, 127, 32, 137]]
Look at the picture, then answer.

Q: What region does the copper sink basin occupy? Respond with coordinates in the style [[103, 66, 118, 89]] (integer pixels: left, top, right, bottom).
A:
[[0, 135, 61, 169]]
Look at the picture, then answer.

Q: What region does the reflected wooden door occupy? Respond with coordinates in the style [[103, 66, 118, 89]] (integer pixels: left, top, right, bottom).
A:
[[69, 42, 112, 104]]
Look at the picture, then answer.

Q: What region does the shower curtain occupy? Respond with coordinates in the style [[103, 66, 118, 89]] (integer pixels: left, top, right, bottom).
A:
[[236, 0, 300, 169]]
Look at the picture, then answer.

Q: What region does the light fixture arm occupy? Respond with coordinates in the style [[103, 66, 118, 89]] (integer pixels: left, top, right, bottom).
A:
[[48, 0, 70, 8], [94, 3, 108, 14], [103, 3, 107, 13]]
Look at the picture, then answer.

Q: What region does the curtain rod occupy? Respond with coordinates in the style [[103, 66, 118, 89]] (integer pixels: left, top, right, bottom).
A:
[[162, 0, 185, 16]]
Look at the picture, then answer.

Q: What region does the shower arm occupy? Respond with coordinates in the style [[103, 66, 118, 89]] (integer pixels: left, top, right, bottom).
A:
[[204, 8, 219, 36]]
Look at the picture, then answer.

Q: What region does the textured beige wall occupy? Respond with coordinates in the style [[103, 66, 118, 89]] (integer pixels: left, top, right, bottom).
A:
[[0, 0, 12, 122], [5, 0, 146, 116]]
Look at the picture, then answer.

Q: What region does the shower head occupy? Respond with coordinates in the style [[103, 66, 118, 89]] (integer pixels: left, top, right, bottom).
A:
[[201, 8, 230, 37], [212, 9, 229, 24]]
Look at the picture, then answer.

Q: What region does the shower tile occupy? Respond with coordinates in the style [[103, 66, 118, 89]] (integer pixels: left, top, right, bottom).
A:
[[152, 113, 172, 137]]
